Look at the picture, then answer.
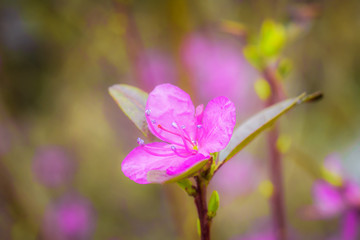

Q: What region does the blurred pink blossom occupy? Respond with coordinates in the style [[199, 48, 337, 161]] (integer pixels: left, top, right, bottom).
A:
[[304, 153, 360, 239], [43, 194, 96, 240], [137, 50, 177, 91], [311, 180, 345, 218], [32, 146, 74, 187], [306, 154, 360, 219], [182, 34, 260, 117]]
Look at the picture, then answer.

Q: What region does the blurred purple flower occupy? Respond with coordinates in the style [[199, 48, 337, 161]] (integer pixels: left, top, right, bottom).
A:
[[341, 210, 359, 240], [32, 146, 74, 187], [304, 153, 360, 239], [137, 50, 177, 91], [210, 151, 260, 202], [311, 180, 345, 218], [122, 84, 236, 184], [43, 194, 96, 240], [344, 181, 360, 207], [182, 34, 260, 116]]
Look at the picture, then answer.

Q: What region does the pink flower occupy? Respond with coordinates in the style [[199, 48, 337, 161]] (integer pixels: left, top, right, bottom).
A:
[[43, 194, 96, 240], [137, 50, 177, 91], [303, 154, 360, 239], [311, 180, 345, 218], [32, 146, 74, 187], [181, 34, 260, 116], [122, 83, 236, 184], [307, 154, 360, 219]]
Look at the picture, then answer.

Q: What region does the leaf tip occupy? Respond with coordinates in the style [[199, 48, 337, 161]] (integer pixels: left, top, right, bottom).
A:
[[108, 84, 119, 97], [303, 91, 323, 103]]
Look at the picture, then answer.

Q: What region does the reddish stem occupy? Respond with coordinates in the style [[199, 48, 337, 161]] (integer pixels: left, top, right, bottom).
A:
[[194, 176, 211, 240], [263, 67, 287, 240]]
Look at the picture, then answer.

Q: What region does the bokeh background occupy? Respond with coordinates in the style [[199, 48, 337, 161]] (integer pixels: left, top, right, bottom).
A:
[[1, 0, 360, 239]]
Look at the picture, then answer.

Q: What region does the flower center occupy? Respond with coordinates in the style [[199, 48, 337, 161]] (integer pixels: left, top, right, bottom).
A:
[[137, 137, 196, 158], [139, 109, 201, 158]]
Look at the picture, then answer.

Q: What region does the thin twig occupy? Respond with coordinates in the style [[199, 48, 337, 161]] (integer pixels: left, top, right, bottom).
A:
[[263, 66, 287, 240], [194, 176, 211, 240]]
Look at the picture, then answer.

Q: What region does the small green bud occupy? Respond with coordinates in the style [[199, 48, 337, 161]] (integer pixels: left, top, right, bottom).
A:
[[259, 19, 286, 57], [208, 190, 220, 219], [205, 154, 218, 180], [277, 58, 293, 79], [177, 179, 196, 196], [254, 78, 272, 100], [243, 45, 264, 70]]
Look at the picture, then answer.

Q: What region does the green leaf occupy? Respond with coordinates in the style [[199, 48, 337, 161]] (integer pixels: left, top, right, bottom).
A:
[[146, 158, 209, 184], [219, 93, 317, 163], [208, 190, 220, 219], [109, 84, 149, 136]]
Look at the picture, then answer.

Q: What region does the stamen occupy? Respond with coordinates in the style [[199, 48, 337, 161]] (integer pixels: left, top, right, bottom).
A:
[[151, 119, 157, 124], [171, 145, 194, 158], [137, 138, 178, 156], [137, 138, 145, 146], [140, 144, 179, 157], [176, 124, 195, 151], [145, 114, 183, 147], [158, 125, 192, 145], [145, 109, 151, 116], [171, 122, 178, 129], [181, 128, 193, 144], [195, 124, 204, 142]]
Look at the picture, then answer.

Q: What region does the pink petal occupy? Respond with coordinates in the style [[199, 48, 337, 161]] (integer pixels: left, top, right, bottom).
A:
[[198, 96, 236, 155], [195, 104, 204, 124], [344, 180, 360, 207], [312, 180, 344, 218], [341, 210, 359, 240], [122, 142, 208, 184], [146, 84, 196, 145]]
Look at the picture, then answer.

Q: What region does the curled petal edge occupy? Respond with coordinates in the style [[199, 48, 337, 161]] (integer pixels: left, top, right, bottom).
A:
[[147, 158, 209, 184]]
